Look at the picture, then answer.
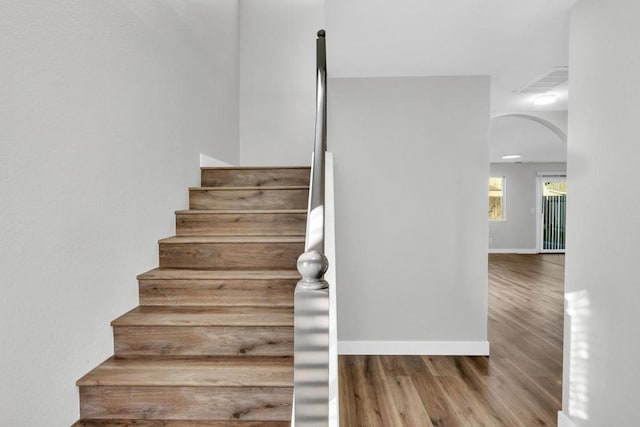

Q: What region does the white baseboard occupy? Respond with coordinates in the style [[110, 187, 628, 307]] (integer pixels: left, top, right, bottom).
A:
[[558, 411, 576, 427], [338, 340, 490, 355], [489, 248, 538, 254]]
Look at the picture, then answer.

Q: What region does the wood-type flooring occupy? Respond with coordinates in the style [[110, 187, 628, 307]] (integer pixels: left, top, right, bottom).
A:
[[339, 254, 565, 426]]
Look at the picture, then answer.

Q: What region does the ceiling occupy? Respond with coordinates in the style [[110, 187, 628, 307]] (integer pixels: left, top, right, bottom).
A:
[[326, 0, 575, 163], [326, 0, 577, 115]]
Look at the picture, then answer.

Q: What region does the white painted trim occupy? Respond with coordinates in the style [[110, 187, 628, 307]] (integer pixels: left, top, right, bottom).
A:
[[558, 411, 576, 427], [290, 399, 295, 427], [536, 175, 542, 252], [489, 248, 538, 254], [537, 171, 567, 177], [199, 153, 232, 167], [325, 153, 339, 427], [492, 113, 567, 143], [338, 341, 490, 355]]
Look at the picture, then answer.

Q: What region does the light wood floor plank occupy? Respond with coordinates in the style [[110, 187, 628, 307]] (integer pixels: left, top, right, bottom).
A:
[[339, 254, 565, 426]]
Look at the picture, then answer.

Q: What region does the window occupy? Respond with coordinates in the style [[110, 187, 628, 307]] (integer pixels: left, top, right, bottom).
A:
[[489, 177, 505, 220]]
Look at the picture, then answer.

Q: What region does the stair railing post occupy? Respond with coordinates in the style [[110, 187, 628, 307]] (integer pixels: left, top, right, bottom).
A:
[[293, 29, 332, 426]]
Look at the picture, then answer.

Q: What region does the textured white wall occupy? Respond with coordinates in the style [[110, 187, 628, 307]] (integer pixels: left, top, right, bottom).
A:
[[489, 162, 567, 251], [490, 115, 567, 163], [239, 0, 325, 166], [531, 111, 569, 139], [330, 77, 490, 352], [561, 0, 640, 425], [0, 0, 239, 424]]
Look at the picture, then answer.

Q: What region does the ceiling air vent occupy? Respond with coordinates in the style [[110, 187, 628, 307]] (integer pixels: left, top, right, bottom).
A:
[[517, 66, 568, 94]]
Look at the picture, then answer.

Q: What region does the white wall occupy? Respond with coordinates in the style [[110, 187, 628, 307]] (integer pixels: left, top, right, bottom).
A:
[[239, 0, 325, 166], [532, 111, 569, 139], [330, 77, 490, 354], [0, 1, 239, 425], [561, 0, 640, 425], [490, 115, 567, 163], [489, 162, 566, 252]]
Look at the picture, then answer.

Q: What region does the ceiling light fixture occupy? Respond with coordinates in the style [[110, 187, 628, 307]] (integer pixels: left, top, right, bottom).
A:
[[501, 154, 522, 160], [534, 94, 558, 106]]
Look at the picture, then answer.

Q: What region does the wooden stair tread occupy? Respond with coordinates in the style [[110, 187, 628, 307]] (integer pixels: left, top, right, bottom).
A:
[[200, 166, 309, 170], [137, 268, 301, 281], [77, 356, 293, 387], [175, 210, 306, 237], [175, 209, 306, 214], [158, 235, 305, 244], [200, 168, 309, 188], [137, 269, 296, 307], [78, 387, 292, 421], [189, 187, 308, 211], [200, 167, 310, 188], [73, 421, 290, 426], [158, 237, 303, 270], [112, 306, 293, 327], [189, 186, 308, 191], [76, 164, 303, 423]]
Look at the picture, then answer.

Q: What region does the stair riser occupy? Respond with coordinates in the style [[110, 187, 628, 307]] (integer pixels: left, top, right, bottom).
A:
[[189, 189, 308, 210], [73, 421, 290, 426], [114, 326, 293, 356], [176, 213, 306, 236], [159, 242, 304, 270], [74, 166, 309, 426], [201, 168, 310, 187], [79, 386, 292, 420], [138, 279, 296, 306]]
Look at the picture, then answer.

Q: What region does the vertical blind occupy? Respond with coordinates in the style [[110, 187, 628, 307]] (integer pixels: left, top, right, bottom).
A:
[[542, 180, 567, 251]]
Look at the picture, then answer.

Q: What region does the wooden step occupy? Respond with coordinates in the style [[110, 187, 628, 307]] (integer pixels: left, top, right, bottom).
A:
[[189, 187, 308, 210], [74, 420, 290, 426], [74, 165, 306, 424], [79, 386, 292, 421], [137, 269, 299, 307], [175, 210, 306, 236], [201, 166, 310, 187], [158, 236, 304, 270], [112, 306, 293, 327], [113, 306, 293, 356], [77, 356, 292, 387], [77, 357, 292, 421]]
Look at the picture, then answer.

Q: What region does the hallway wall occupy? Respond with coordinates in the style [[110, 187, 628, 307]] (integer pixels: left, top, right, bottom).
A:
[[330, 76, 490, 354], [0, 1, 240, 424], [239, 0, 325, 166], [562, 0, 640, 425]]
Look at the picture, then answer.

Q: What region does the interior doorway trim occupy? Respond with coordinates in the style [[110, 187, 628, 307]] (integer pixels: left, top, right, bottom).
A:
[[492, 113, 567, 143]]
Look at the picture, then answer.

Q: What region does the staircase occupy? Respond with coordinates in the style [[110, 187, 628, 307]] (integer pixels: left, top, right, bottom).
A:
[[73, 166, 310, 426]]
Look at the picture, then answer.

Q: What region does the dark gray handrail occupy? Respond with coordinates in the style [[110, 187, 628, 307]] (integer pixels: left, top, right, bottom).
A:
[[296, 29, 328, 291], [304, 29, 327, 257]]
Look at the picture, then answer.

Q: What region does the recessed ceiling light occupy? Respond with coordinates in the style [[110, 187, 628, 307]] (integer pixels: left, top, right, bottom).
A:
[[501, 154, 522, 160], [534, 94, 557, 105]]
